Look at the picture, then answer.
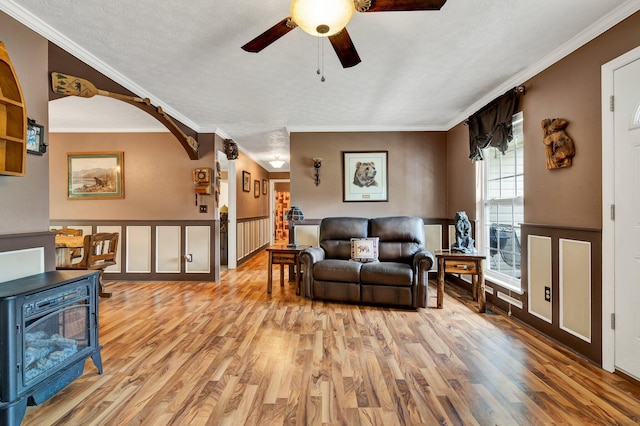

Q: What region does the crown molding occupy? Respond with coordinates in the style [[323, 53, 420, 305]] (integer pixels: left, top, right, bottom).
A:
[[213, 127, 232, 140], [0, 0, 201, 133], [445, 1, 640, 130], [212, 128, 275, 170], [2, 0, 638, 137], [49, 127, 170, 134], [286, 124, 449, 133]]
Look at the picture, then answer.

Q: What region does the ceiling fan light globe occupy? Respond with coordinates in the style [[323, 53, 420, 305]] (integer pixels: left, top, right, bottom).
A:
[[290, 0, 355, 37]]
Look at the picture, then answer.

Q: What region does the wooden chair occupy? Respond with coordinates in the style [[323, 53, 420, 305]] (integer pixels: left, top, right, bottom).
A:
[[56, 228, 83, 261], [57, 232, 119, 298]]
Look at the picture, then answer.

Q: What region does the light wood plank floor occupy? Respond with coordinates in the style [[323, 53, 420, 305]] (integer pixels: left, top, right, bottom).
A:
[[23, 251, 640, 425]]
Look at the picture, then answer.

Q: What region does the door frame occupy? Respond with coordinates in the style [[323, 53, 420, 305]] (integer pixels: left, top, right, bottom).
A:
[[601, 44, 640, 373], [269, 179, 290, 245], [226, 159, 237, 269]]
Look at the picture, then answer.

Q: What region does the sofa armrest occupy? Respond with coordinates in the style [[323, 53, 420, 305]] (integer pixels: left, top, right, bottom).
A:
[[300, 247, 325, 298], [412, 250, 435, 308], [300, 247, 325, 265], [413, 250, 435, 272]]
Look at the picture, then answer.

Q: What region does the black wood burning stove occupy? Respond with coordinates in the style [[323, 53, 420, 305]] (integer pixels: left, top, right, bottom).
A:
[[0, 270, 103, 425]]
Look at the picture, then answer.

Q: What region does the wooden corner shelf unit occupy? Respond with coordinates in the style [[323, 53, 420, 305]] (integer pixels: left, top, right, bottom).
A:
[[0, 41, 27, 177]]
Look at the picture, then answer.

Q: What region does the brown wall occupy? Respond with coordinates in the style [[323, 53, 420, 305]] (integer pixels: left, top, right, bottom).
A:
[[290, 131, 448, 219], [49, 132, 216, 220], [269, 171, 290, 180], [274, 182, 290, 192], [446, 122, 476, 219], [234, 152, 270, 220], [446, 11, 640, 228], [0, 12, 50, 234]]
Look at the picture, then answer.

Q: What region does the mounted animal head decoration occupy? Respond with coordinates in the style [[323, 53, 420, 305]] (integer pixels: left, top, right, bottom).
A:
[[541, 118, 575, 170], [223, 139, 238, 160]]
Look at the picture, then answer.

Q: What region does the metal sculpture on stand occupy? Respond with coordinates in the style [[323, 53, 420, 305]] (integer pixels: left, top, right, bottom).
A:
[[451, 211, 477, 254]]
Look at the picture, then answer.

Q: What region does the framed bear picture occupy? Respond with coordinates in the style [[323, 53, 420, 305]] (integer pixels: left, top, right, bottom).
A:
[[342, 151, 388, 202]]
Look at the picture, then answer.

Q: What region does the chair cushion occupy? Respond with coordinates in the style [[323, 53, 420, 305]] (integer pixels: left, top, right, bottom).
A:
[[350, 237, 379, 263], [360, 262, 413, 286], [313, 259, 362, 283]]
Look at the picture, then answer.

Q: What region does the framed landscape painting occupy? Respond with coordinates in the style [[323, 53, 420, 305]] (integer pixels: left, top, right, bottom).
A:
[[342, 151, 388, 202], [67, 152, 124, 199]]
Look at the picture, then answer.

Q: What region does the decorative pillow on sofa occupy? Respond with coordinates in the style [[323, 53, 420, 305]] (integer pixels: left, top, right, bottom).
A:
[[350, 237, 379, 263]]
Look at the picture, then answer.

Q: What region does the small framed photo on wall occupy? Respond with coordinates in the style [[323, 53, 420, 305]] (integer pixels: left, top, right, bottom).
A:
[[26, 119, 45, 155], [242, 171, 251, 192]]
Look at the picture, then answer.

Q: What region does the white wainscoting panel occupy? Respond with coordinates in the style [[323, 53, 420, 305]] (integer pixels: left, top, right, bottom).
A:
[[51, 225, 96, 269], [97, 225, 123, 273], [423, 224, 443, 271], [296, 225, 320, 247], [244, 222, 251, 257], [528, 235, 552, 323], [559, 238, 592, 343], [0, 248, 44, 283], [76, 225, 93, 237], [156, 226, 181, 273], [186, 226, 211, 273], [261, 218, 270, 246], [51, 225, 93, 237], [236, 219, 269, 262], [237, 223, 245, 260], [126, 226, 151, 273], [252, 221, 256, 252]]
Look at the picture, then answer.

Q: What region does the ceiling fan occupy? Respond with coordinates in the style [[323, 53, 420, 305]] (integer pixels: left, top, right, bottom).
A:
[[241, 0, 447, 68]]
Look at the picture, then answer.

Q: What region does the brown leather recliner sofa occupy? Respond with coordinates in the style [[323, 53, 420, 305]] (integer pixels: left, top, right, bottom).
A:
[[300, 216, 434, 308]]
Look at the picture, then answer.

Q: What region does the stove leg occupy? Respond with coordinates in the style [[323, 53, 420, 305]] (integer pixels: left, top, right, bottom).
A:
[[91, 349, 103, 374]]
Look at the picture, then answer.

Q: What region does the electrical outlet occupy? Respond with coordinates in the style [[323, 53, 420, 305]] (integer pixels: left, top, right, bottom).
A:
[[199, 205, 208, 213], [544, 286, 551, 302]]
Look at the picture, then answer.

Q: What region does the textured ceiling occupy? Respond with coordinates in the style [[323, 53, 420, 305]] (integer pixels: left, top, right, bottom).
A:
[[2, 0, 639, 171]]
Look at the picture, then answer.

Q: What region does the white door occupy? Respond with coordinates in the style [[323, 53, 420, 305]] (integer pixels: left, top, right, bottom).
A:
[[613, 56, 640, 379]]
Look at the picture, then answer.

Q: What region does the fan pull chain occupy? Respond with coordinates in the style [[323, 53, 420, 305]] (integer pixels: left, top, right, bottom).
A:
[[317, 36, 321, 76], [321, 37, 326, 82], [316, 36, 326, 82]]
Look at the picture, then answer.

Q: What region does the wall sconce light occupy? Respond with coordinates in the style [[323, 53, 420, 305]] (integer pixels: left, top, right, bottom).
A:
[[313, 157, 322, 186]]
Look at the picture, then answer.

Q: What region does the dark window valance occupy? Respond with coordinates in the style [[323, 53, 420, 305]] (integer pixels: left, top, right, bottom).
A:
[[468, 88, 519, 161]]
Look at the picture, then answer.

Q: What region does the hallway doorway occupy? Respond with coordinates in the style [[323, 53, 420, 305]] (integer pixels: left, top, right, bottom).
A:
[[270, 179, 290, 245]]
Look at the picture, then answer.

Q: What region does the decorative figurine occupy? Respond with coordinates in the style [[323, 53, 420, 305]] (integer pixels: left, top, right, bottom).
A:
[[223, 139, 238, 160], [542, 118, 575, 170], [451, 211, 477, 254]]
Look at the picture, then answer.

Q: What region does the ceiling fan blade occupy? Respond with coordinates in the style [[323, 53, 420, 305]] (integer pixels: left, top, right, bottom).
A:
[[360, 0, 446, 12], [328, 29, 361, 68], [242, 17, 297, 53]]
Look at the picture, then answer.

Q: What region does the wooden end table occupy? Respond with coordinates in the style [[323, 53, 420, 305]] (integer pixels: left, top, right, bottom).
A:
[[435, 250, 486, 313], [266, 244, 310, 295]]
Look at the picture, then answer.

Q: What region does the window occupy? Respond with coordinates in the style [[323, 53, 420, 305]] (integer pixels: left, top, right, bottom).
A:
[[480, 111, 523, 288]]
